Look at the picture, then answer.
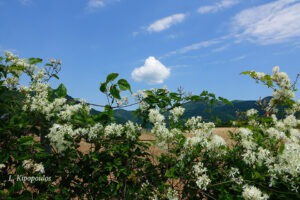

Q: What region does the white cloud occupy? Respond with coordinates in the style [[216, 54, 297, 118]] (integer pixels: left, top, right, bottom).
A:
[[131, 56, 170, 84], [147, 13, 186, 32], [198, 0, 239, 14], [232, 0, 300, 44]]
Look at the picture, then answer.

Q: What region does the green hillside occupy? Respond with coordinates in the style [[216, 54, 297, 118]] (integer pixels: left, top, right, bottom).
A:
[[90, 97, 272, 126]]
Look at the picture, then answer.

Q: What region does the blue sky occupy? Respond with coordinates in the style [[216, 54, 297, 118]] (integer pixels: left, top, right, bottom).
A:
[[1, 0, 300, 108]]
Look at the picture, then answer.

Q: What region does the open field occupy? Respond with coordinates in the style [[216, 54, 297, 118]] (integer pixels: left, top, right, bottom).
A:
[[78, 127, 238, 155]]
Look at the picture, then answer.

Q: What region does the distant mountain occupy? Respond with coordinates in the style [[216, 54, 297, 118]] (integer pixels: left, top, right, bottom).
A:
[[89, 97, 273, 126]]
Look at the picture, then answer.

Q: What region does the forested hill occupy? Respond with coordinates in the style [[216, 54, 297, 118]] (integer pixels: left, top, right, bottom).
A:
[[90, 97, 273, 126]]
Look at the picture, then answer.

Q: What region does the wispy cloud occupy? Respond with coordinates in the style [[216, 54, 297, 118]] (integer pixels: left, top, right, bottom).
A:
[[232, 0, 300, 45], [230, 55, 246, 62], [87, 0, 106, 9], [211, 44, 230, 53], [162, 37, 228, 58], [19, 0, 32, 5], [147, 13, 186, 32], [131, 56, 170, 84], [86, 0, 119, 10], [198, 0, 240, 14]]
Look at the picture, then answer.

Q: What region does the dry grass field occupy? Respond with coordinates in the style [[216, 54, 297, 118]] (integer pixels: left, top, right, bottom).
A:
[[78, 127, 238, 155]]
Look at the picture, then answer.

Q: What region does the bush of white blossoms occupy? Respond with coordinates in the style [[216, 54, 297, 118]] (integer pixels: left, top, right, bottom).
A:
[[0, 51, 299, 199]]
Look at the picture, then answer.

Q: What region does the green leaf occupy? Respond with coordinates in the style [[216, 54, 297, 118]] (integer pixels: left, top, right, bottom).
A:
[[219, 97, 233, 106], [170, 92, 181, 101], [278, 143, 285, 154], [189, 95, 201, 101], [240, 71, 251, 75], [53, 74, 60, 80], [106, 73, 119, 83], [100, 82, 107, 93], [117, 79, 132, 93], [17, 136, 34, 146], [110, 85, 121, 99], [28, 57, 43, 65], [165, 167, 177, 178], [55, 83, 67, 97]]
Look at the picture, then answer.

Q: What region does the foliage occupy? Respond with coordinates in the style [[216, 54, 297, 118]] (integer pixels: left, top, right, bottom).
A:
[[1, 52, 300, 199]]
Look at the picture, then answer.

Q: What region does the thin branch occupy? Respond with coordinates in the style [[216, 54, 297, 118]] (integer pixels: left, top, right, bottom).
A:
[[86, 101, 141, 109]]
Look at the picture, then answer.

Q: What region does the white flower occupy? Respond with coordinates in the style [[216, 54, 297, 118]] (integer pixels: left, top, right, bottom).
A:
[[22, 159, 34, 170], [124, 121, 141, 140], [22, 160, 44, 174], [47, 124, 76, 152], [209, 134, 226, 148], [184, 136, 206, 149], [169, 106, 185, 122], [185, 116, 203, 130], [151, 122, 173, 141], [104, 123, 123, 137], [149, 109, 164, 124], [193, 162, 211, 190], [33, 163, 45, 174], [242, 150, 257, 165], [32, 69, 46, 81], [255, 72, 266, 79], [0, 164, 6, 169], [242, 185, 269, 200], [239, 128, 253, 139], [88, 123, 103, 140], [283, 115, 298, 127], [257, 147, 271, 165], [228, 167, 243, 185], [272, 66, 279, 74], [3, 76, 19, 89], [166, 188, 178, 200], [195, 174, 211, 191], [246, 109, 258, 117]]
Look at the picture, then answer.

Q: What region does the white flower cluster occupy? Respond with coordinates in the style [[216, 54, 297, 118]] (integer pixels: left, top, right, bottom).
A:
[[193, 162, 211, 190], [149, 109, 165, 124], [251, 66, 295, 109], [22, 80, 90, 122], [246, 109, 258, 117], [239, 128, 274, 166], [2, 52, 89, 123], [123, 121, 141, 140], [134, 90, 150, 111], [134, 90, 148, 100], [4, 51, 36, 75], [3, 76, 19, 89], [47, 124, 76, 152], [184, 116, 225, 155], [104, 122, 141, 140], [169, 106, 185, 122], [2, 52, 37, 89], [148, 109, 183, 149], [0, 164, 6, 169], [228, 167, 243, 185], [242, 185, 269, 200], [185, 116, 202, 130], [238, 86, 300, 190], [116, 96, 129, 107], [104, 123, 124, 137], [22, 159, 45, 174], [166, 187, 179, 200], [47, 123, 104, 152]]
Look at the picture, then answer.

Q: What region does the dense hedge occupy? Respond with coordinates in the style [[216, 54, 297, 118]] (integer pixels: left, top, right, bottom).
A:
[[0, 52, 299, 199]]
